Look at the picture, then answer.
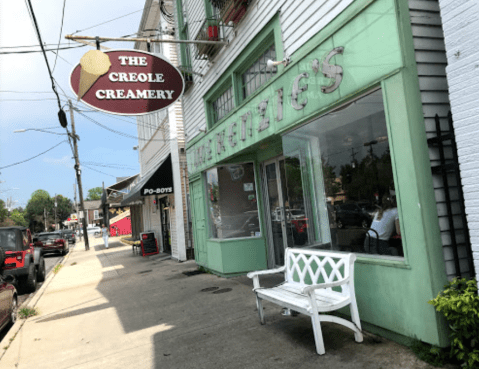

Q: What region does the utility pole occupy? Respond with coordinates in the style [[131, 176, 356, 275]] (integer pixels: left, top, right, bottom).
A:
[[44, 208, 47, 231], [69, 100, 90, 251]]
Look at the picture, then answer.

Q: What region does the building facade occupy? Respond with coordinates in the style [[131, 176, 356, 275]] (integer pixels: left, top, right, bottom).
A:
[[123, 0, 192, 261], [178, 0, 475, 346]]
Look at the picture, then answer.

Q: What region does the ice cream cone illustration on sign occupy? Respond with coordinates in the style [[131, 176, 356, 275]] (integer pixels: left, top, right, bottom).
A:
[[77, 50, 111, 100]]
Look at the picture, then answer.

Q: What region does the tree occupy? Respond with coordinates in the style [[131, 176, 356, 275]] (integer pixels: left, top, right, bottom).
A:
[[25, 190, 52, 232], [0, 199, 7, 223], [322, 157, 341, 198], [10, 209, 28, 227], [54, 195, 73, 224], [86, 187, 103, 201]]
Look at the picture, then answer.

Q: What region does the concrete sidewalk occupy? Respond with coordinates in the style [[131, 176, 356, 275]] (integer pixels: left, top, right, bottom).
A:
[[0, 237, 453, 369]]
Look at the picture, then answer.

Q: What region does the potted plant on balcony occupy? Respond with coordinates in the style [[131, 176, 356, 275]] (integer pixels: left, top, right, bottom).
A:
[[221, 0, 248, 25], [207, 19, 219, 41]]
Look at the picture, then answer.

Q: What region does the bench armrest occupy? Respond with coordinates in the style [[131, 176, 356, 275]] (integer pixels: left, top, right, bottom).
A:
[[247, 266, 285, 279], [247, 266, 285, 290], [301, 277, 350, 294]]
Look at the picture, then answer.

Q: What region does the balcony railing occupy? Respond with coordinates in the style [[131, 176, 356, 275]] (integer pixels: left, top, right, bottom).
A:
[[194, 17, 225, 60]]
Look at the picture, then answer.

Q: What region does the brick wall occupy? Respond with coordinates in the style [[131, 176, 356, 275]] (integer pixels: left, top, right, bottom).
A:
[[438, 0, 479, 277]]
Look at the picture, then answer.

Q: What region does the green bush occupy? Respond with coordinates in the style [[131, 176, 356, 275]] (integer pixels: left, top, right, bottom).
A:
[[429, 278, 479, 369]]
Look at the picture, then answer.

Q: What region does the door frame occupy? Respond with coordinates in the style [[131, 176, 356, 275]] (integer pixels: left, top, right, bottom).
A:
[[262, 156, 289, 268]]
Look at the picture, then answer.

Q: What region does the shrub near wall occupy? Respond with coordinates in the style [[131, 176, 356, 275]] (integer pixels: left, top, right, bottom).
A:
[[429, 278, 479, 369]]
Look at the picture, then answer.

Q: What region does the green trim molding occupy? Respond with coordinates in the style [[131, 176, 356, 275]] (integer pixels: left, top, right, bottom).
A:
[[187, 0, 402, 174], [204, 14, 284, 130]]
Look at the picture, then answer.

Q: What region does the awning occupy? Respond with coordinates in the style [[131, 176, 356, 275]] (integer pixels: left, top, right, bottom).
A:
[[121, 154, 174, 206], [103, 173, 140, 205]]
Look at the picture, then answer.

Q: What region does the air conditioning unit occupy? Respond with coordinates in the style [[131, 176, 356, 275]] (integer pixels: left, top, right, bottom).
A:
[[140, 231, 159, 257]]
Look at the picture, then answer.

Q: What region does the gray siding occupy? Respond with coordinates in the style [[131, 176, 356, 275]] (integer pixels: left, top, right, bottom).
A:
[[409, 0, 471, 279]]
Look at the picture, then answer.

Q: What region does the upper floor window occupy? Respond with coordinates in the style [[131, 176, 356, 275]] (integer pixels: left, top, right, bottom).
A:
[[212, 85, 234, 123], [242, 44, 277, 99]]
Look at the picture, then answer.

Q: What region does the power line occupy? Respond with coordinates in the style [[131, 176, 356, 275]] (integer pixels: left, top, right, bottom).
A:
[[71, 6, 154, 35], [0, 98, 68, 102], [76, 110, 172, 142], [82, 162, 136, 170], [0, 90, 56, 94], [50, 49, 74, 66], [0, 141, 67, 170], [83, 165, 117, 178], [0, 42, 78, 49], [79, 109, 165, 130], [52, 0, 67, 73], [0, 44, 86, 55], [24, 0, 64, 116]]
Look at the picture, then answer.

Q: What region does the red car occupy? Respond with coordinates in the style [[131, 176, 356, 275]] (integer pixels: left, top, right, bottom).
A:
[[1, 227, 45, 293], [0, 274, 17, 332], [34, 232, 70, 256]]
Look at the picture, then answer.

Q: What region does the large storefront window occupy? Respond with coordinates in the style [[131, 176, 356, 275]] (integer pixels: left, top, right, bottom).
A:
[[206, 163, 260, 239], [282, 89, 403, 257]]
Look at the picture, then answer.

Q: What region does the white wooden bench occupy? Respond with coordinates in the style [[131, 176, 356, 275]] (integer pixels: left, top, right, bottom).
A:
[[247, 248, 363, 355]]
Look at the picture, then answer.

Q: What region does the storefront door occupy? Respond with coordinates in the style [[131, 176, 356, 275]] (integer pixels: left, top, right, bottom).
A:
[[160, 198, 171, 254], [263, 156, 312, 266]]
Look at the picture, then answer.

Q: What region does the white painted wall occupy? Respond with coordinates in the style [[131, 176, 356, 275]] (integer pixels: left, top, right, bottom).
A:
[[438, 0, 479, 278], [134, 0, 189, 261]]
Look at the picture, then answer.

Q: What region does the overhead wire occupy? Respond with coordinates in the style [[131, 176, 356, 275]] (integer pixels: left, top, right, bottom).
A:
[[0, 44, 86, 55], [79, 109, 166, 130], [0, 42, 78, 49], [82, 162, 136, 170], [52, 0, 67, 73], [24, 0, 64, 113], [0, 141, 68, 170], [76, 110, 172, 142], [71, 7, 150, 35], [83, 165, 118, 178]]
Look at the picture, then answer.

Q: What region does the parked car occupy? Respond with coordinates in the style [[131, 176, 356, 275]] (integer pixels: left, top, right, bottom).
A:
[[87, 227, 102, 236], [0, 273, 17, 333], [0, 226, 45, 293], [335, 203, 372, 229], [34, 232, 69, 256], [76, 227, 101, 236], [60, 229, 76, 244]]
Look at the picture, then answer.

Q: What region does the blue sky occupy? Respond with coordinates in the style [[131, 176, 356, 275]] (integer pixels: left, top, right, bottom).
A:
[[0, 0, 146, 208]]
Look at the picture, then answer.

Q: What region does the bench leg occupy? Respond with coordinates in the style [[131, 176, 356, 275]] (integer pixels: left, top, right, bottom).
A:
[[311, 313, 326, 355], [255, 295, 265, 325], [350, 300, 363, 343]]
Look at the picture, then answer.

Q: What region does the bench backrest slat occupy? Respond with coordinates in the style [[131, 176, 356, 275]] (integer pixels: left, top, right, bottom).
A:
[[285, 248, 356, 294]]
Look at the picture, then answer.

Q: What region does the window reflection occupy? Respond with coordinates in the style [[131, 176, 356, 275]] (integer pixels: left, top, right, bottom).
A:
[[283, 89, 403, 257], [206, 163, 260, 239]]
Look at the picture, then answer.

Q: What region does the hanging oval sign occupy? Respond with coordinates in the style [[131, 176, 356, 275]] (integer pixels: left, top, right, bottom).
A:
[[70, 49, 184, 116]]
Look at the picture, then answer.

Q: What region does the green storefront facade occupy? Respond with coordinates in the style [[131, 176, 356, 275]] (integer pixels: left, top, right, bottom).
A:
[[186, 0, 449, 346]]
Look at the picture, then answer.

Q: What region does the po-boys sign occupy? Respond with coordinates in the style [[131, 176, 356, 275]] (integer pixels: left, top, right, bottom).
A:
[[70, 49, 184, 115]]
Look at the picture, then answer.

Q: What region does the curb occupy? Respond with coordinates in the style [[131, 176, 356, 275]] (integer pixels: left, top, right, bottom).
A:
[[0, 244, 76, 360]]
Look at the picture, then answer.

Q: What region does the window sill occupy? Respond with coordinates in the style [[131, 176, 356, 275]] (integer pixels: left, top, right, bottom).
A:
[[356, 255, 410, 269], [208, 236, 263, 243]]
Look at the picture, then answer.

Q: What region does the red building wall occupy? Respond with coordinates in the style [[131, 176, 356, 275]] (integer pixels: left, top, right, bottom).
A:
[[110, 216, 132, 236]]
